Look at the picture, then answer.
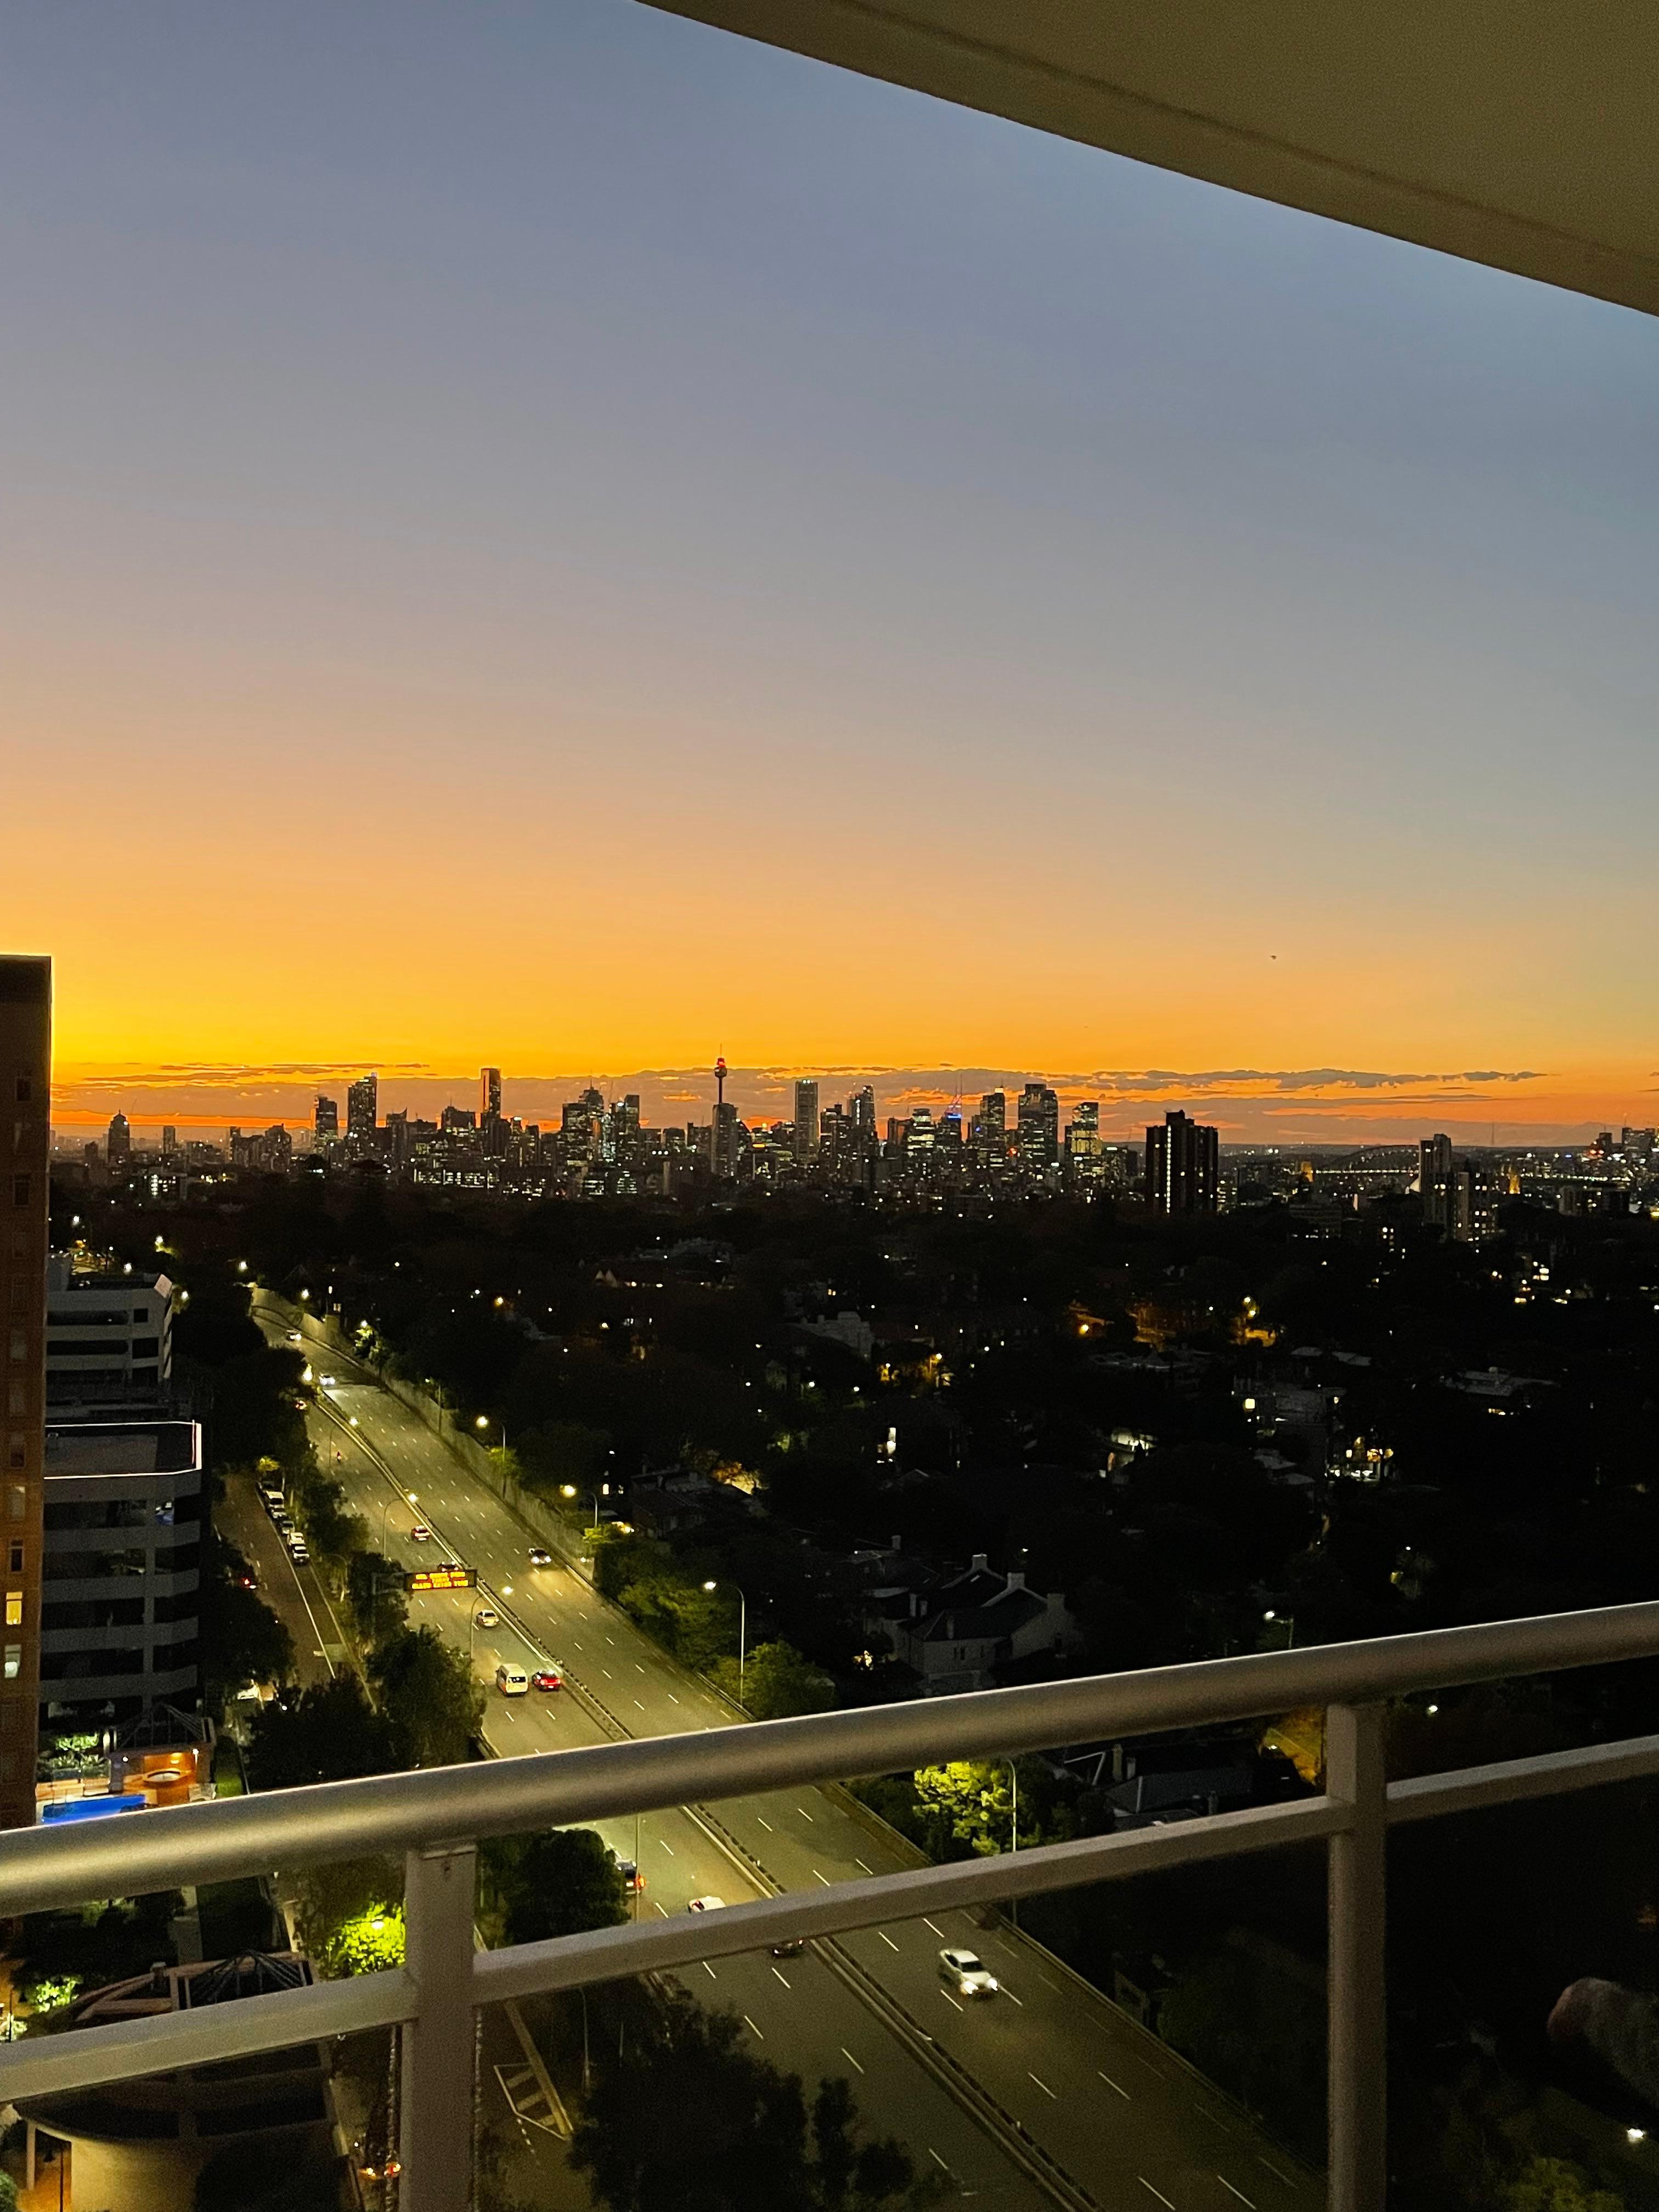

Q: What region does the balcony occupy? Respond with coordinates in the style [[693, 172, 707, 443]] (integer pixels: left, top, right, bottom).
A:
[[3, 1599, 1658, 2210]]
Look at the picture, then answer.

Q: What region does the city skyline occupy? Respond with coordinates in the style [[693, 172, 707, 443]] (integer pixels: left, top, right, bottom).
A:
[[6, 4, 1659, 1121]]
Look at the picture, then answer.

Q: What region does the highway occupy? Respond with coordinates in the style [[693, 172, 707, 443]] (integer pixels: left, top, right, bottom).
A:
[[256, 1305, 1322, 2212]]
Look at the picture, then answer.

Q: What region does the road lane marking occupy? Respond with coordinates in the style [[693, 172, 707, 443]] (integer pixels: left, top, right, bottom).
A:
[[1098, 2071, 1130, 2099], [667, 1691, 680, 1704], [855, 1858, 873, 1874], [634, 1700, 647, 1711], [1198, 2109, 1235, 2135], [928, 2149, 949, 2172], [635, 1663, 647, 1673], [702, 1962, 717, 1980], [771, 1967, 792, 1989], [743, 2015, 764, 2039], [1218, 2180, 1256, 2208], [1138, 2183, 1176, 2209], [657, 1841, 675, 1857], [602, 1669, 614, 1678], [939, 1990, 963, 2015], [756, 1816, 773, 1832], [653, 1903, 669, 1918], [839, 2047, 864, 2074], [877, 1932, 900, 1952], [797, 1807, 815, 1822], [923, 1917, 945, 1938], [1256, 2159, 1293, 2185], [1028, 2073, 1056, 2100], [1000, 1984, 1023, 2006]]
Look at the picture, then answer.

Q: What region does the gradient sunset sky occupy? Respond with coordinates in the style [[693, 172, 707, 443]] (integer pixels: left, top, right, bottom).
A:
[[5, 3, 1658, 1141]]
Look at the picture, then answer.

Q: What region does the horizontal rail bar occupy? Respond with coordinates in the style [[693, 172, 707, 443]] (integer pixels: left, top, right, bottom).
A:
[[6, 1599, 1659, 1912], [476, 1795, 1350, 2004], [1387, 1730, 1659, 1825], [0, 1965, 414, 2108]]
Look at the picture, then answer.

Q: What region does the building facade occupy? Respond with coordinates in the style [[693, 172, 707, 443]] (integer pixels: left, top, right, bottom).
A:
[[793, 1078, 820, 1165], [1146, 1109, 1220, 1216], [0, 956, 49, 1828], [40, 1418, 204, 1745], [46, 1260, 174, 1415]]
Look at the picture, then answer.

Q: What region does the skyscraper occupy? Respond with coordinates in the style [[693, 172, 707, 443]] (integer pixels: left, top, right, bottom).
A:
[[347, 1073, 379, 1144], [973, 1091, 1007, 1169], [160, 1125, 178, 1159], [313, 1094, 339, 1143], [1017, 1083, 1060, 1171], [106, 1111, 132, 1167], [793, 1080, 820, 1165], [1146, 1109, 1219, 1216], [479, 1068, 502, 1122], [1, 955, 49, 1830]]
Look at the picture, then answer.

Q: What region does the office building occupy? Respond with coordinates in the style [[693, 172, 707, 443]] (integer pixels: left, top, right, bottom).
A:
[[106, 1111, 132, 1168], [40, 1418, 204, 1745], [346, 1071, 378, 1144], [480, 1066, 503, 1121], [973, 1091, 1007, 1169], [1065, 1100, 1103, 1183], [46, 1261, 174, 1415], [313, 1093, 338, 1143], [1147, 1109, 1219, 1217], [161, 1125, 178, 1159], [1, 957, 49, 1827], [1017, 1082, 1060, 1171], [793, 1078, 820, 1165]]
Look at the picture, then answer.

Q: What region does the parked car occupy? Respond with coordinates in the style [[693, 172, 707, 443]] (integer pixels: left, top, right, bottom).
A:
[[528, 1547, 553, 1567], [530, 1668, 562, 1692], [938, 1948, 998, 1999], [687, 1897, 726, 1914], [319, 1373, 337, 1387], [495, 1664, 529, 1696], [474, 1607, 500, 1630], [288, 1539, 311, 1566], [410, 1524, 432, 1542]]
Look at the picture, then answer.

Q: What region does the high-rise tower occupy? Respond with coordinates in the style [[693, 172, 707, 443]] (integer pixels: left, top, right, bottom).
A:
[[1, 956, 49, 1829], [1146, 1109, 1219, 1216], [793, 1079, 820, 1166]]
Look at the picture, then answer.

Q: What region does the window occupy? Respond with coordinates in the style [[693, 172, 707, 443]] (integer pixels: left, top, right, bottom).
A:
[[10, 1176, 29, 1208], [5, 1384, 23, 1418], [7, 1543, 21, 1573], [8, 1483, 25, 1517], [5, 1439, 21, 1471], [7, 1330, 24, 1362], [7, 1231, 24, 1260], [13, 1077, 29, 1103], [5, 1594, 21, 1627], [3, 1646, 19, 1681]]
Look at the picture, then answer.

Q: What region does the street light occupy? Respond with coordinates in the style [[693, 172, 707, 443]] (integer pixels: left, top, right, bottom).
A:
[[703, 1579, 747, 1707], [1001, 1758, 1020, 1926]]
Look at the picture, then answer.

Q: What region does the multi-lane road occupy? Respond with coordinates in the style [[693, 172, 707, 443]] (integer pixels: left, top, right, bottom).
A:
[[250, 1304, 1321, 2212]]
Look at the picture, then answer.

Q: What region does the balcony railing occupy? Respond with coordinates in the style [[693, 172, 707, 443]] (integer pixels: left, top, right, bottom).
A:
[[6, 1598, 1659, 2211]]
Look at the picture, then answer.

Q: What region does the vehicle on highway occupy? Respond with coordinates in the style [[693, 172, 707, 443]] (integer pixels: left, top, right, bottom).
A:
[[474, 1607, 500, 1629], [234, 1567, 257, 1592], [320, 1373, 337, 1387], [687, 1896, 726, 1913], [611, 1855, 645, 1892], [938, 1947, 998, 1998], [529, 1668, 562, 1692], [494, 1664, 528, 1696], [410, 1525, 432, 1542], [527, 1547, 552, 1567], [770, 1938, 805, 1959], [284, 1329, 302, 1343]]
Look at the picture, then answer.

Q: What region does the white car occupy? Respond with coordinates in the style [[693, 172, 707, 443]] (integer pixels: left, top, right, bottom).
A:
[[474, 1607, 500, 1630], [320, 1373, 337, 1388], [686, 1896, 726, 1914], [495, 1664, 528, 1696], [938, 1947, 999, 1999], [288, 1539, 311, 1565], [285, 1329, 302, 1344]]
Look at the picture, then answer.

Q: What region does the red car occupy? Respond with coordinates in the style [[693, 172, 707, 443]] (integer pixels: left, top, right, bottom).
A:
[[531, 1668, 563, 1692]]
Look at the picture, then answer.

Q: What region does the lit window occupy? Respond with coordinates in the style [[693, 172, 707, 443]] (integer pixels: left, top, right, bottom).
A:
[[5, 1594, 20, 1627], [3, 1646, 19, 1681], [7, 1484, 24, 1519]]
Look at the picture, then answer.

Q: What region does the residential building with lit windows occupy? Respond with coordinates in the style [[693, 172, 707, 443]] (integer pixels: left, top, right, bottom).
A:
[[46, 1259, 174, 1414], [0, 954, 49, 1829], [1146, 1109, 1219, 1217]]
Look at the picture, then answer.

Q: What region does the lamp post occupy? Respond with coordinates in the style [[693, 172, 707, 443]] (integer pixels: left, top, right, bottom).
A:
[[1002, 1758, 1020, 1927], [382, 1491, 416, 1551], [475, 1414, 506, 1453], [1264, 1609, 1296, 1649], [703, 1579, 747, 1707]]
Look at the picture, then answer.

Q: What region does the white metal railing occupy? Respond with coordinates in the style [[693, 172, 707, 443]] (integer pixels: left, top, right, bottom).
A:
[[5, 1601, 1659, 2212]]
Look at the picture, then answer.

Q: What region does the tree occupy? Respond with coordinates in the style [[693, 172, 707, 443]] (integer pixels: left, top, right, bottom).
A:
[[712, 1640, 834, 1720], [1504, 2158, 1623, 2212], [571, 1989, 942, 2211], [198, 1538, 293, 1713], [248, 1673, 404, 1790], [345, 1550, 407, 1647], [911, 1762, 1015, 1858], [291, 1853, 403, 1966], [325, 1902, 405, 1976], [368, 1624, 483, 1767], [479, 1827, 628, 1946]]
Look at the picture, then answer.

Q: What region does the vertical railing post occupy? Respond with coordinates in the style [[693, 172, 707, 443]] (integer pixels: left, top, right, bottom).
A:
[[400, 1842, 478, 2212], [1327, 1702, 1387, 2212]]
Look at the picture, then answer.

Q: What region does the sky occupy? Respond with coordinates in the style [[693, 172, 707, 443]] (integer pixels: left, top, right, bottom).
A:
[[5, 2, 1659, 1142]]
